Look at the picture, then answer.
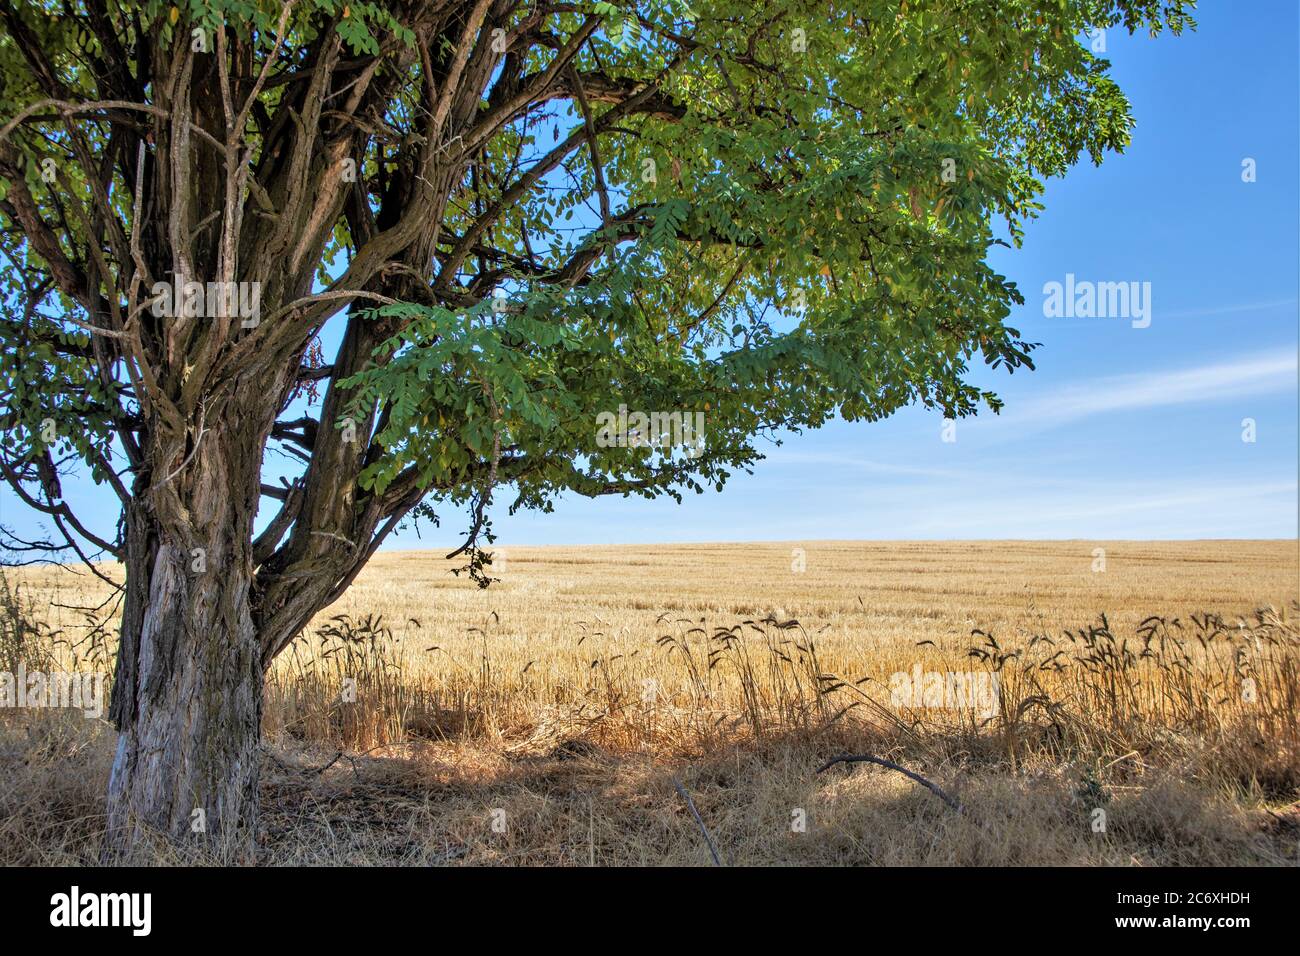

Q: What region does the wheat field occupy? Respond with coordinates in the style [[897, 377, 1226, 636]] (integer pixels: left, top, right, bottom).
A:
[[3, 539, 1298, 865]]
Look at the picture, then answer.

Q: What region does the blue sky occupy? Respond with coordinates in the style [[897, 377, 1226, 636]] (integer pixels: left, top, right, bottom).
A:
[[3, 3, 1297, 551]]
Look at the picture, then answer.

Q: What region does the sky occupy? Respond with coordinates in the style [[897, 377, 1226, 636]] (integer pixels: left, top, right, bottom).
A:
[[3, 3, 1297, 552]]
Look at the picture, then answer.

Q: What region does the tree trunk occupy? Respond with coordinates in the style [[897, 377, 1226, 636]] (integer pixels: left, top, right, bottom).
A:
[[104, 429, 266, 862]]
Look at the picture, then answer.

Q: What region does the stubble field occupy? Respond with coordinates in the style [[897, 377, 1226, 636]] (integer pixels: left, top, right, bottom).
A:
[[3, 539, 1298, 865]]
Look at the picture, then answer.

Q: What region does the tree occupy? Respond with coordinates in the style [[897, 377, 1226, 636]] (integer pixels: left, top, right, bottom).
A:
[[0, 0, 1191, 858]]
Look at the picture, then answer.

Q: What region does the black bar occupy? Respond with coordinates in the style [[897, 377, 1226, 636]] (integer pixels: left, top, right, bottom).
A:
[[0, 865, 1285, 942]]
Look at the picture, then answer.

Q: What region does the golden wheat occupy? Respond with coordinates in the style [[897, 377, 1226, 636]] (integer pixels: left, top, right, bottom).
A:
[[3, 539, 1297, 865]]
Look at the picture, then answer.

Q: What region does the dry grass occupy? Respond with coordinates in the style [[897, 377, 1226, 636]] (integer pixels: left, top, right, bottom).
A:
[[2, 539, 1298, 865]]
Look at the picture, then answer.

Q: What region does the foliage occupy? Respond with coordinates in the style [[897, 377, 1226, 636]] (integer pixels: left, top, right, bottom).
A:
[[0, 0, 1194, 581]]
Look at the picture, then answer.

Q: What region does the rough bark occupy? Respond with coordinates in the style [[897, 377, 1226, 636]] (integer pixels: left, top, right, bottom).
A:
[[104, 426, 266, 861]]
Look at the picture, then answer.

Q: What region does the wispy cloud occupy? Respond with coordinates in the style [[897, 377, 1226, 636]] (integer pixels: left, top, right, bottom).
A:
[[974, 350, 1297, 433], [763, 451, 969, 480], [898, 479, 1298, 536], [1159, 299, 1298, 321]]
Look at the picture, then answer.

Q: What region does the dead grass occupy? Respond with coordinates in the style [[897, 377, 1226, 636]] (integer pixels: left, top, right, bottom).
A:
[[1, 539, 1298, 865]]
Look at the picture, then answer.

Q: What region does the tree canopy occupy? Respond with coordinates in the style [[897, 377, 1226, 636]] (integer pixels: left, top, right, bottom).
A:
[[1, 1, 1193, 590]]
